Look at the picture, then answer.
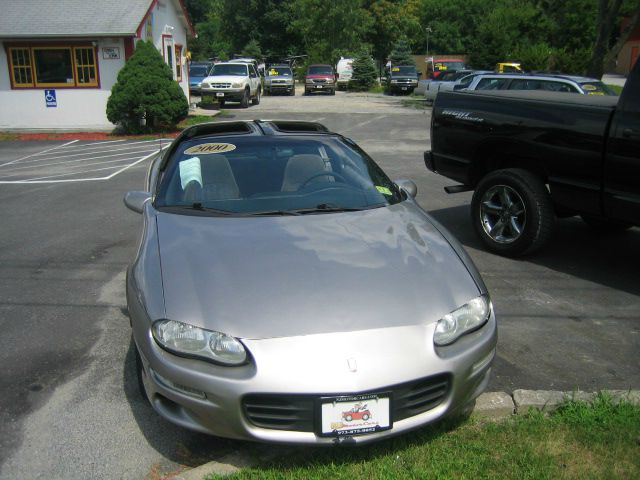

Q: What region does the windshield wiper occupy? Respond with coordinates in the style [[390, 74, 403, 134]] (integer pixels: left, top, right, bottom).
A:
[[244, 209, 302, 216], [161, 203, 235, 216], [291, 203, 384, 214]]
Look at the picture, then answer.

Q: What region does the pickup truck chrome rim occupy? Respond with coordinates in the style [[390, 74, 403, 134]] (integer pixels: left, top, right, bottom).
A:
[[480, 185, 526, 244]]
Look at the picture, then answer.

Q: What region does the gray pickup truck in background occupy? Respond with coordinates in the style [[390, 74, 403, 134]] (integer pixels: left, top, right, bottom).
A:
[[425, 61, 639, 256]]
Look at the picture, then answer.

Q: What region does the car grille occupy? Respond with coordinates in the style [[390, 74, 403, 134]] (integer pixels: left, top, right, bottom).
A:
[[312, 79, 328, 84], [271, 80, 287, 84], [242, 373, 450, 432], [208, 83, 231, 88]]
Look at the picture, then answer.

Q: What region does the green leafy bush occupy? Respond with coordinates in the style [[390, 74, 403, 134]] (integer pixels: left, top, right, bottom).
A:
[[349, 51, 377, 91], [106, 40, 189, 133], [389, 37, 415, 66]]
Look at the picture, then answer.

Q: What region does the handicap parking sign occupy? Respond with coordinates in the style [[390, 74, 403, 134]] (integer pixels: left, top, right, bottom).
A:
[[45, 89, 57, 108]]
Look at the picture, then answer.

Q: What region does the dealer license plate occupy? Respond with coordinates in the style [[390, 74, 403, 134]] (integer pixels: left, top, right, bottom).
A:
[[319, 393, 391, 436], [317, 85, 323, 89], [216, 92, 224, 97], [401, 87, 408, 90]]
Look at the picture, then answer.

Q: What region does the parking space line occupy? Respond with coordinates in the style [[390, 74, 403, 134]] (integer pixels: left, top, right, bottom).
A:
[[36, 138, 170, 155], [3, 146, 161, 170], [340, 115, 386, 134], [0, 140, 78, 168], [0, 155, 152, 180], [0, 146, 167, 184], [13, 144, 163, 165]]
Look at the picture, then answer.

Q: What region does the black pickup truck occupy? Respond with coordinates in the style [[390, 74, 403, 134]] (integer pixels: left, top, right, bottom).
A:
[[425, 61, 639, 256]]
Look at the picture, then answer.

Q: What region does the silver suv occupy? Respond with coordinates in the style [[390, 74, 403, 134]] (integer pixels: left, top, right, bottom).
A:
[[464, 74, 617, 95], [200, 62, 262, 108], [264, 65, 295, 96]]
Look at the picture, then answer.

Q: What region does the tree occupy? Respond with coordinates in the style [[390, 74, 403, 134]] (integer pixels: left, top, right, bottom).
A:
[[291, 0, 373, 62], [349, 51, 378, 90], [106, 41, 188, 134], [587, 0, 640, 78], [388, 37, 415, 65], [241, 39, 263, 59]]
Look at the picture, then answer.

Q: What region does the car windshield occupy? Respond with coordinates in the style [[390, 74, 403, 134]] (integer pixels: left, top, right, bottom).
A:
[[210, 64, 248, 76], [155, 136, 403, 215], [579, 81, 618, 96], [308, 66, 334, 75], [189, 66, 210, 77], [267, 67, 292, 77], [391, 66, 417, 76], [435, 62, 465, 71]]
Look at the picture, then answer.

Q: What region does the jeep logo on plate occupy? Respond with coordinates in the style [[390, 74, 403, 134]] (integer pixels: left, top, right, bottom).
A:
[[184, 143, 237, 155]]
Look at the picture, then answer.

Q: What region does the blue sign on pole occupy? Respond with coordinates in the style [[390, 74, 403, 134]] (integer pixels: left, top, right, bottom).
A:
[[45, 89, 57, 108]]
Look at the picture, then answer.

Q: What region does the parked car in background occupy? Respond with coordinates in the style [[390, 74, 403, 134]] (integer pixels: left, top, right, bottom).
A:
[[386, 65, 418, 94], [423, 70, 476, 104], [124, 119, 497, 444], [305, 64, 337, 95], [188, 62, 213, 94], [426, 58, 466, 79], [464, 74, 618, 96], [336, 57, 354, 90], [200, 62, 262, 108], [264, 64, 296, 96], [442, 71, 493, 92]]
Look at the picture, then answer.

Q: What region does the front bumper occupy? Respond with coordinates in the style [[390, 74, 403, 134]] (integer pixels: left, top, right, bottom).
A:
[[266, 83, 294, 94], [389, 83, 417, 93], [132, 304, 497, 444], [201, 88, 245, 101], [305, 82, 335, 92]]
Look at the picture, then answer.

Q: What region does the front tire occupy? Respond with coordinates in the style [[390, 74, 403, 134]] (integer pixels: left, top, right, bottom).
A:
[[240, 88, 250, 108], [471, 168, 555, 257], [252, 87, 261, 105]]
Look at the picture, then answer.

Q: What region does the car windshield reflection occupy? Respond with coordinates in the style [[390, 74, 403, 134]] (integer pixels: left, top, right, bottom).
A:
[[156, 137, 403, 216]]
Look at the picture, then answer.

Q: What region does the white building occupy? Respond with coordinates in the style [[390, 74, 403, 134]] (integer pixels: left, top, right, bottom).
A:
[[0, 0, 195, 130]]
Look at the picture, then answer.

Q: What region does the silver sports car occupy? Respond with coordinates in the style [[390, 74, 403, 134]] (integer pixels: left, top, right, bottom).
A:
[[124, 120, 497, 445]]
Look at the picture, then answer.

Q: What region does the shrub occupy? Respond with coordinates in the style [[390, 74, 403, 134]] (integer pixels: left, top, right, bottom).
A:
[[106, 40, 189, 133], [349, 52, 377, 91], [389, 37, 415, 66]]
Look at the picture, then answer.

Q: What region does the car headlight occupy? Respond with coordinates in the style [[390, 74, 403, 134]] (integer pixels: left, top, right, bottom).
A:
[[152, 319, 247, 365], [434, 295, 491, 346], [411, 80, 418, 84], [305, 78, 313, 84], [231, 82, 244, 88]]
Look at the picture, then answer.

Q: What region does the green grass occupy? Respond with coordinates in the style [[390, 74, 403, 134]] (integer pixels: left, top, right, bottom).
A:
[[401, 97, 428, 110], [177, 112, 232, 129], [207, 394, 640, 480], [0, 132, 18, 141], [606, 84, 624, 95]]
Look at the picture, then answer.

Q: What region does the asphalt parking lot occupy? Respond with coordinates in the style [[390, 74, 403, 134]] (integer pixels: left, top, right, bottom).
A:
[[0, 91, 638, 479]]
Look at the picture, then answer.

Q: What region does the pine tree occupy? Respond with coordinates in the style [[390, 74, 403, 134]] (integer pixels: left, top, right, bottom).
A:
[[389, 37, 415, 66], [106, 40, 189, 133], [349, 51, 377, 91]]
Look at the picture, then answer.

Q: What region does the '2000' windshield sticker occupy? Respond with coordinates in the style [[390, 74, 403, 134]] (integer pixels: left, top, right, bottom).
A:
[[184, 143, 237, 155], [376, 186, 393, 195]]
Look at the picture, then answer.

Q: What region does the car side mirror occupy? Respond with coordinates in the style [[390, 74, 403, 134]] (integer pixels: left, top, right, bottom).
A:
[[394, 179, 417, 198], [124, 191, 152, 214]]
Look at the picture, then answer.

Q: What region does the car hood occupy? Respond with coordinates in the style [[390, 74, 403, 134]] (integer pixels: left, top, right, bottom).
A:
[[306, 74, 334, 80], [155, 203, 480, 339], [202, 75, 248, 84], [266, 75, 294, 81]]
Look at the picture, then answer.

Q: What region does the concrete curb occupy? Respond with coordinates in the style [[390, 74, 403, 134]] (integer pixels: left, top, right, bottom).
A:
[[176, 389, 640, 479]]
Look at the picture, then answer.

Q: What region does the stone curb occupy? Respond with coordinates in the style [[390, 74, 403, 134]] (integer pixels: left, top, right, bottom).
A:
[[176, 389, 640, 479]]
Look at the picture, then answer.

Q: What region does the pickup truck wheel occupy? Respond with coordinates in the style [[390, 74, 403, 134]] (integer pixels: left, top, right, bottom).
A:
[[252, 87, 261, 105], [580, 215, 633, 232], [471, 169, 555, 256], [240, 88, 250, 108]]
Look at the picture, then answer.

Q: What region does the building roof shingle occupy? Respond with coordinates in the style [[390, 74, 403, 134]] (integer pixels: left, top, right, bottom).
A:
[[0, 0, 164, 38]]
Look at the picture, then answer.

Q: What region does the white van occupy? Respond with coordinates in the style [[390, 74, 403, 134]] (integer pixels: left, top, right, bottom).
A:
[[336, 58, 354, 90]]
